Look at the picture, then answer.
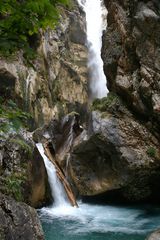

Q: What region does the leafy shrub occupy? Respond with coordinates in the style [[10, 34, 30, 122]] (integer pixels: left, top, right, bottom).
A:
[[0, 99, 32, 133], [0, 0, 70, 57]]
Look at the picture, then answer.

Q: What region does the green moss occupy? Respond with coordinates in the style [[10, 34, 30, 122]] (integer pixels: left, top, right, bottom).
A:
[[4, 173, 26, 202], [92, 93, 119, 112], [146, 147, 156, 158]]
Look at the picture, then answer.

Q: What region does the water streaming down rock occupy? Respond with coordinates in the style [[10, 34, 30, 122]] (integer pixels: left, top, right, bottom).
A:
[[25, 69, 37, 110], [77, 0, 108, 100], [36, 143, 69, 207]]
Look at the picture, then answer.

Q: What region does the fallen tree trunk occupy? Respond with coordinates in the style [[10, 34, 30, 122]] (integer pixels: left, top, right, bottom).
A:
[[44, 143, 78, 208]]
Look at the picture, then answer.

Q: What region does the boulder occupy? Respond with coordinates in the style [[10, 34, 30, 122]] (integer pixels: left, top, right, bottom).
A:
[[0, 193, 44, 240], [69, 97, 160, 201], [146, 229, 160, 240]]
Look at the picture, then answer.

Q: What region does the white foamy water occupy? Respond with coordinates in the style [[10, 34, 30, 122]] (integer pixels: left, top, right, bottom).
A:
[[36, 143, 69, 207], [39, 201, 160, 236], [37, 145, 160, 239], [77, 0, 108, 99]]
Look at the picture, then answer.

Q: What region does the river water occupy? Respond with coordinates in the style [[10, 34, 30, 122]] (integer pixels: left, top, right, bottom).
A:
[[39, 202, 160, 240], [36, 144, 160, 240]]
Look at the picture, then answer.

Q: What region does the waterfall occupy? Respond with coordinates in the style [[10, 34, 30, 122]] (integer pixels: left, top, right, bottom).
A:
[[77, 0, 108, 100], [36, 143, 69, 207]]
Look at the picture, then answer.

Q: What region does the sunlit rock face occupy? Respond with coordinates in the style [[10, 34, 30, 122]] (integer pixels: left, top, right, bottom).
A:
[[102, 0, 160, 135], [0, 2, 88, 127]]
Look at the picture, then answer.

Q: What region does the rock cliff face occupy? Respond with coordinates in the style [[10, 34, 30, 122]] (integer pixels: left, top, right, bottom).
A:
[[102, 0, 160, 136], [0, 2, 88, 127]]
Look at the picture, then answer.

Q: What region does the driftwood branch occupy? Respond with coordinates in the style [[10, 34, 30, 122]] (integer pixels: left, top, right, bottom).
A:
[[44, 144, 78, 208]]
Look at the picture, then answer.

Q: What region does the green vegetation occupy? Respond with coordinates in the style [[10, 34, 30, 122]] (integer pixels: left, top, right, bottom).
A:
[[5, 173, 26, 201], [0, 98, 32, 133], [0, 0, 70, 58], [9, 138, 32, 158], [146, 147, 156, 158], [92, 93, 119, 112]]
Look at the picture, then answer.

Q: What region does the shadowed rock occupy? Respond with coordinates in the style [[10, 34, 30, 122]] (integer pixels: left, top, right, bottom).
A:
[[69, 98, 160, 202], [0, 193, 44, 240]]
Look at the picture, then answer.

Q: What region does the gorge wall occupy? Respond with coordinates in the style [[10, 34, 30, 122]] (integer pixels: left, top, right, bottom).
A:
[[66, 0, 160, 203], [0, 0, 160, 238]]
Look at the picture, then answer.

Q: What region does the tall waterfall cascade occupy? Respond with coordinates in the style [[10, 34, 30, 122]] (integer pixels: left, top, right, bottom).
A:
[[77, 0, 108, 100], [36, 143, 69, 207]]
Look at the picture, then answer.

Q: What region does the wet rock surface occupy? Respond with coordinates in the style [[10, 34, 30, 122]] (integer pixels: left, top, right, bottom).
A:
[[0, 193, 44, 240]]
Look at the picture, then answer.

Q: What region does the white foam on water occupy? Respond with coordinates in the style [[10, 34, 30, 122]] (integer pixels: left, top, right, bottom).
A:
[[39, 201, 160, 235], [36, 145, 160, 236]]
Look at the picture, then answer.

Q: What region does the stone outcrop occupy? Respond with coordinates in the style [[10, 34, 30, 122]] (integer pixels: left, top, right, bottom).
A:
[[69, 96, 160, 201], [102, 0, 160, 136], [0, 2, 88, 127], [0, 193, 44, 240], [33, 112, 83, 169]]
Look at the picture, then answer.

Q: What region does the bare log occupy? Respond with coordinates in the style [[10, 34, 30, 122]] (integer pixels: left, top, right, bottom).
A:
[[44, 143, 78, 208]]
